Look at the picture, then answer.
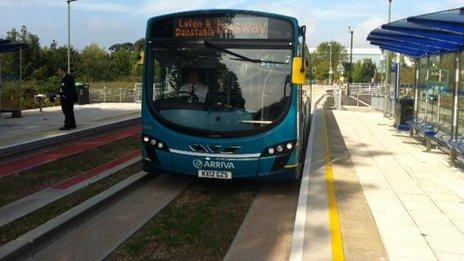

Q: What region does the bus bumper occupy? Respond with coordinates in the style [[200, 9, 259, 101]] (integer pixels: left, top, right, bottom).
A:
[[142, 148, 300, 181]]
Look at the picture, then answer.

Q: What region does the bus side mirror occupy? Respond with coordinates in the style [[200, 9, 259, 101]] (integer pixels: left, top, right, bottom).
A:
[[292, 57, 306, 85]]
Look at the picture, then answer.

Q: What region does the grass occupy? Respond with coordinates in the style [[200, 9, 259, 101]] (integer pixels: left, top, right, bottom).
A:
[[108, 179, 260, 260], [0, 162, 142, 247], [0, 135, 140, 207]]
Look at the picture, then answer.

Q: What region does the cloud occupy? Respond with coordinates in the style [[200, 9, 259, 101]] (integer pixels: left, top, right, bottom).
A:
[[132, 0, 249, 16], [355, 17, 385, 47]]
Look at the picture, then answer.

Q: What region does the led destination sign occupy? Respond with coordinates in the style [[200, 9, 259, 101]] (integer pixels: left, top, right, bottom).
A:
[[151, 14, 293, 40], [174, 17, 269, 39]]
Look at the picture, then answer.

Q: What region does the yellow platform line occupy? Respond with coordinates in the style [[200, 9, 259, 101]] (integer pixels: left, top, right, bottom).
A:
[[322, 110, 345, 261]]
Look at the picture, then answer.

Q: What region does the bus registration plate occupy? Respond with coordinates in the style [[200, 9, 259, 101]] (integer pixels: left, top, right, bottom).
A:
[[198, 170, 232, 180]]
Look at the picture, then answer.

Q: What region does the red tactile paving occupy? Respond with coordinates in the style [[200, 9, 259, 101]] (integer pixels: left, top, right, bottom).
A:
[[52, 150, 140, 189], [0, 126, 140, 178]]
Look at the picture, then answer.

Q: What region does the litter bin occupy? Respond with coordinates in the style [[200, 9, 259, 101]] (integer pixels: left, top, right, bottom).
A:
[[76, 83, 90, 105], [395, 97, 414, 128]]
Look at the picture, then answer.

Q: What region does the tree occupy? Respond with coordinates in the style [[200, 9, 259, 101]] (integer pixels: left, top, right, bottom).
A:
[[352, 58, 376, 83], [39, 40, 79, 80], [78, 43, 111, 81], [110, 48, 132, 79], [133, 38, 145, 53], [109, 42, 133, 53], [310, 41, 348, 83]]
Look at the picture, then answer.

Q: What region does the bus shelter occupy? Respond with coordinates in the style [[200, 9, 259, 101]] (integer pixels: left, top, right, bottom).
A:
[[0, 39, 27, 117], [368, 7, 464, 142]]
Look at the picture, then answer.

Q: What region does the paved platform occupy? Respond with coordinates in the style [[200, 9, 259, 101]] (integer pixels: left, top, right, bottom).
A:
[[292, 89, 464, 260], [335, 108, 464, 260], [0, 103, 140, 148]]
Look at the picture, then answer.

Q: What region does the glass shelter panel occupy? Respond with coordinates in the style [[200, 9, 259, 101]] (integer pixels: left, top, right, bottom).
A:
[[459, 52, 464, 136], [417, 57, 428, 120], [438, 53, 455, 135], [424, 55, 443, 132]]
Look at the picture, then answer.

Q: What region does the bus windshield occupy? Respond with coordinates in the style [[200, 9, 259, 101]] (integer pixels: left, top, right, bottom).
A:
[[149, 45, 292, 135]]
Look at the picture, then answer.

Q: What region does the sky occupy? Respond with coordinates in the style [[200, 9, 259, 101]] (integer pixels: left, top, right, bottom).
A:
[[0, 0, 463, 50]]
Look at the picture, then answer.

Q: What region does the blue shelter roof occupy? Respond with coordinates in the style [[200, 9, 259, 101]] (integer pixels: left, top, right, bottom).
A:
[[368, 7, 464, 58], [0, 39, 27, 54]]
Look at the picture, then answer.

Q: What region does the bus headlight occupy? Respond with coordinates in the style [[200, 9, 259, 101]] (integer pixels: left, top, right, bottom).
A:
[[262, 141, 296, 157], [142, 134, 169, 152], [268, 147, 275, 155], [286, 143, 293, 150]]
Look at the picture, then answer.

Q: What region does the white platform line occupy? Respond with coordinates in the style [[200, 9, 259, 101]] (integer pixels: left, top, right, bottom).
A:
[[290, 95, 325, 261]]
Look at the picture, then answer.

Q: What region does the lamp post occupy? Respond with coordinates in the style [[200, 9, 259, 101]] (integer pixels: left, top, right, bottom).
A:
[[328, 43, 333, 85], [67, 0, 78, 74], [384, 0, 392, 117], [347, 27, 354, 96]]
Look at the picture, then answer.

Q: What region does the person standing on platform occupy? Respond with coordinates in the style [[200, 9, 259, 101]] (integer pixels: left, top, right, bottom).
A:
[[57, 67, 77, 130]]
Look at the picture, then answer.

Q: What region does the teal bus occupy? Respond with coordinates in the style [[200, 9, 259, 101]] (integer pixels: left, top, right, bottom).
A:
[[142, 10, 310, 180]]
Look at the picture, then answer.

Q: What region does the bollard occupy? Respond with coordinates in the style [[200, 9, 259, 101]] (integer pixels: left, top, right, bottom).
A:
[[104, 86, 107, 103], [35, 94, 45, 112], [119, 88, 122, 102], [450, 148, 457, 167], [409, 127, 414, 137]]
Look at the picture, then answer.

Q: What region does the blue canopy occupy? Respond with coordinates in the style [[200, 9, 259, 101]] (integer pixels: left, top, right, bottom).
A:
[[0, 39, 27, 54], [368, 7, 464, 58]]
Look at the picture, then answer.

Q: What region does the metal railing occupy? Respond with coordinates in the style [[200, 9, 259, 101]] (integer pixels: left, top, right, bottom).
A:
[[89, 83, 142, 103], [349, 83, 384, 97]]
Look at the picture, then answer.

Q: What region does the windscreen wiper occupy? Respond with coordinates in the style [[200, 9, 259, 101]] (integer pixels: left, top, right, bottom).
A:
[[204, 41, 288, 65]]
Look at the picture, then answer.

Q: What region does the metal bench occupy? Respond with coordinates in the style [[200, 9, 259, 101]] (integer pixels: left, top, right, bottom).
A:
[[408, 118, 437, 151], [409, 121, 464, 166], [438, 133, 464, 167]]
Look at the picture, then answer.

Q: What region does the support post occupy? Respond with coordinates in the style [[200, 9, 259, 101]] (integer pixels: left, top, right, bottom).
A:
[[450, 148, 457, 167], [452, 54, 460, 140], [426, 137, 432, 152], [425, 56, 430, 122], [348, 28, 353, 96], [0, 57, 2, 113], [414, 59, 419, 120], [19, 47, 23, 111], [67, 1, 71, 73], [384, 1, 392, 117]]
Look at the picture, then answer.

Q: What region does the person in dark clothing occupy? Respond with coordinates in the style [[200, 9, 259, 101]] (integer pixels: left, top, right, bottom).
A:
[[57, 67, 78, 130]]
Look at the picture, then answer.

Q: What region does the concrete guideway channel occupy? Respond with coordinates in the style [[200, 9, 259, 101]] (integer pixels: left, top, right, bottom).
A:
[[225, 182, 300, 260], [0, 151, 141, 227], [0, 173, 190, 260], [0, 117, 140, 164]]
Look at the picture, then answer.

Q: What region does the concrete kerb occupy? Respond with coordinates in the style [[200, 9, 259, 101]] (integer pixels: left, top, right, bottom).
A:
[[290, 94, 326, 261], [0, 171, 148, 261], [0, 117, 141, 161]]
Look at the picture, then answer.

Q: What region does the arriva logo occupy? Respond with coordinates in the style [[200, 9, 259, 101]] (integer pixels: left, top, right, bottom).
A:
[[192, 159, 235, 169], [193, 159, 203, 169]]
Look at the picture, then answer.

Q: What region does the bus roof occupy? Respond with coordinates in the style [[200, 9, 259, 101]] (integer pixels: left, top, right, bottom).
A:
[[147, 9, 299, 27]]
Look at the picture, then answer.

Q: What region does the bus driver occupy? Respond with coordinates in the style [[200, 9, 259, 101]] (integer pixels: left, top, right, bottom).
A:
[[177, 70, 209, 103]]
